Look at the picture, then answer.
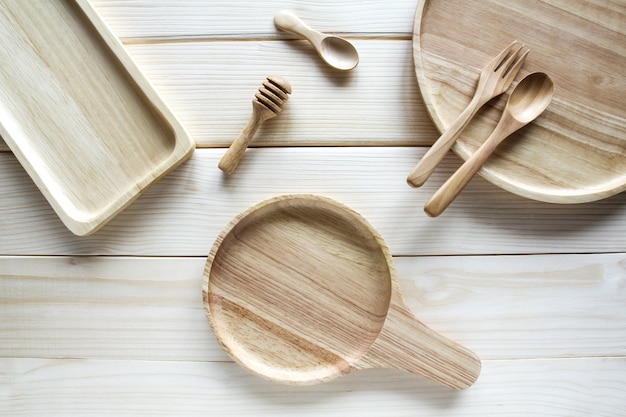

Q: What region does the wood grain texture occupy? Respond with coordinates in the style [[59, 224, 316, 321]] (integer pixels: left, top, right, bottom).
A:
[[0, 39, 437, 152], [0, 2, 624, 414], [203, 194, 479, 388], [1, 148, 625, 256], [123, 39, 436, 148], [1, 254, 624, 362], [413, 0, 626, 203], [424, 72, 555, 216], [1, 357, 625, 416], [88, 0, 420, 40], [407, 41, 529, 188], [0, 0, 194, 235]]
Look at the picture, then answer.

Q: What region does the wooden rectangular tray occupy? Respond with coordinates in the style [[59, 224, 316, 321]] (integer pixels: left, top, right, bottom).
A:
[[0, 0, 195, 235]]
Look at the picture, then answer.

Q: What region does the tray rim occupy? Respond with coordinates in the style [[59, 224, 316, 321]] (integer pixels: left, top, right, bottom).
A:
[[412, 0, 626, 204], [0, 0, 195, 236]]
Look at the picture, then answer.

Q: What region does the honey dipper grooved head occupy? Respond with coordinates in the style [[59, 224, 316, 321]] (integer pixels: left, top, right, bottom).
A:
[[255, 75, 292, 114]]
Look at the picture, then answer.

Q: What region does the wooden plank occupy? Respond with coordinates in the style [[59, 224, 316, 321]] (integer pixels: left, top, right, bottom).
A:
[[0, 256, 218, 361], [0, 39, 438, 152], [123, 40, 437, 148], [395, 254, 626, 359], [1, 254, 624, 361], [89, 0, 419, 40], [1, 357, 624, 416], [1, 148, 625, 256]]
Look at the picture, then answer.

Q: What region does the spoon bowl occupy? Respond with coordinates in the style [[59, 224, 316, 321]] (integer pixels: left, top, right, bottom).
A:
[[425, 72, 555, 217], [320, 36, 360, 70], [508, 73, 555, 123], [274, 10, 359, 71]]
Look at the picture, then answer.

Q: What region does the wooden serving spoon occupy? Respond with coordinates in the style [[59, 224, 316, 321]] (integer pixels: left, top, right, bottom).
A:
[[218, 75, 291, 174], [425, 72, 555, 217], [203, 194, 481, 389], [274, 10, 359, 71]]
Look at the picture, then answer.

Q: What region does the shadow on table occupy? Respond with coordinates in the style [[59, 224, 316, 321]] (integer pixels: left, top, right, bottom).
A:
[[232, 367, 467, 411]]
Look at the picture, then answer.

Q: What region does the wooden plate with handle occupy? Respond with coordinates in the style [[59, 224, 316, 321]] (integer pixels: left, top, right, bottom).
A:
[[202, 194, 480, 389], [413, 0, 626, 203]]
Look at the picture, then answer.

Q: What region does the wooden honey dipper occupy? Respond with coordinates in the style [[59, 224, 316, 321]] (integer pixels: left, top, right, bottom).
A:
[[218, 75, 292, 174]]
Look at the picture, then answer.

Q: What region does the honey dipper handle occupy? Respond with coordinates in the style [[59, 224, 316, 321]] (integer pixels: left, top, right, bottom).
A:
[[361, 303, 481, 390], [218, 112, 264, 174]]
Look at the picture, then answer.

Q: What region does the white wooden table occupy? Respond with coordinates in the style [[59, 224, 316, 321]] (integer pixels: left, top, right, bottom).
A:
[[1, 1, 625, 415]]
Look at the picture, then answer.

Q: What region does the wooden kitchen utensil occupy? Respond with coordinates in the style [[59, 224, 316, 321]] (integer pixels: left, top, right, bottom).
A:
[[274, 10, 359, 71], [425, 72, 555, 217], [413, 0, 626, 203], [218, 75, 291, 174], [0, 0, 195, 236], [407, 41, 528, 188], [203, 194, 481, 389]]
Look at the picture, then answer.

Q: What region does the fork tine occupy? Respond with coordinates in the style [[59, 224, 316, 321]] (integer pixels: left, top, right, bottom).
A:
[[502, 47, 529, 84], [498, 43, 527, 74], [490, 40, 521, 70], [495, 44, 524, 74]]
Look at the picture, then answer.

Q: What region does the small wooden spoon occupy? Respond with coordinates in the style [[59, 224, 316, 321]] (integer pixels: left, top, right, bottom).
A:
[[218, 75, 291, 174], [424, 72, 555, 217], [203, 194, 480, 388], [274, 10, 359, 71]]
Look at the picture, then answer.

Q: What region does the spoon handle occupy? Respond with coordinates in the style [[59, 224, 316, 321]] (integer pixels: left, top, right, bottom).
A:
[[407, 94, 483, 187], [424, 118, 519, 217], [274, 10, 323, 44]]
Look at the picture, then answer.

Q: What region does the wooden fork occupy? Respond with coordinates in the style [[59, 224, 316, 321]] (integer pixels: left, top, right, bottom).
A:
[[407, 41, 529, 187]]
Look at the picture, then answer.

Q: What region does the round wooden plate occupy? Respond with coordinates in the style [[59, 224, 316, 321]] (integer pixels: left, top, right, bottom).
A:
[[413, 0, 626, 203]]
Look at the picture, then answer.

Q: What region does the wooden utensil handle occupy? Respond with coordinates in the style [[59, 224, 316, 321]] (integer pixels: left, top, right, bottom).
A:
[[407, 96, 482, 187], [424, 124, 506, 217], [218, 113, 263, 174], [361, 303, 481, 390], [274, 10, 322, 43]]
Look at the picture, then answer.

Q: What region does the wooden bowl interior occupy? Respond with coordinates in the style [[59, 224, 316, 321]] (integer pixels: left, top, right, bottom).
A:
[[206, 195, 393, 384]]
